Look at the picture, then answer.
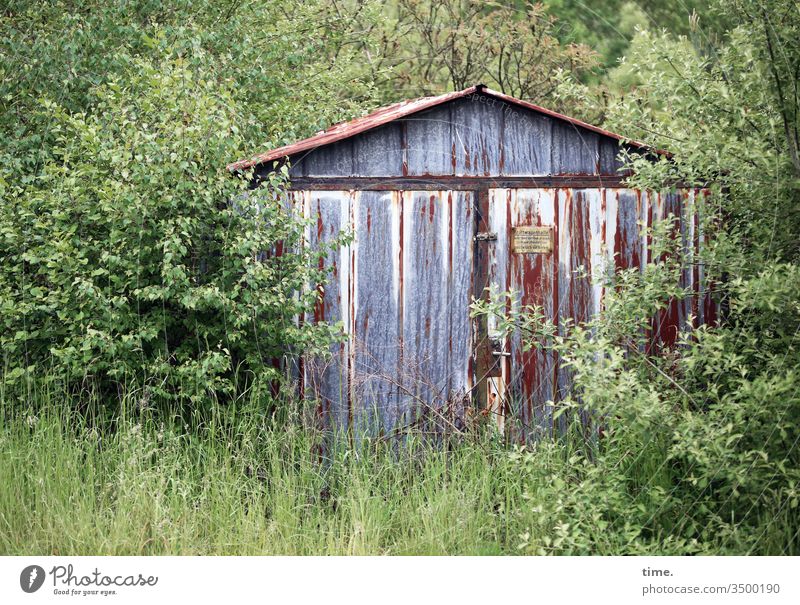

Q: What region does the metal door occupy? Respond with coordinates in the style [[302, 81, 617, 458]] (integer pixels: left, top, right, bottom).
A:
[[301, 189, 476, 434]]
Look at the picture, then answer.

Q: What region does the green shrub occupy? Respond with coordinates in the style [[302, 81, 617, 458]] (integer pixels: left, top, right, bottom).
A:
[[473, 213, 800, 554], [0, 56, 339, 404]]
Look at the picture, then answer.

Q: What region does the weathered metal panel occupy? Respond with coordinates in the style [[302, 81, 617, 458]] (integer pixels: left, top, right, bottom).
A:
[[662, 190, 684, 348], [230, 85, 663, 172], [500, 109, 553, 176], [353, 123, 405, 176], [452, 97, 502, 176], [304, 139, 355, 177], [554, 189, 593, 418], [295, 109, 617, 178], [614, 189, 643, 271], [299, 123, 405, 176], [301, 188, 474, 433], [269, 95, 645, 180], [303, 190, 352, 429], [551, 122, 600, 174], [588, 189, 609, 323], [351, 190, 401, 431], [400, 191, 453, 422], [405, 106, 453, 176], [484, 186, 716, 437], [447, 191, 475, 408], [288, 154, 307, 178], [560, 189, 594, 327], [598, 138, 623, 175], [488, 188, 558, 435], [297, 183, 714, 439]]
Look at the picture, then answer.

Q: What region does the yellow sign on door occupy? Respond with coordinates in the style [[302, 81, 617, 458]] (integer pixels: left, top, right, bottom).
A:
[[512, 226, 554, 254]]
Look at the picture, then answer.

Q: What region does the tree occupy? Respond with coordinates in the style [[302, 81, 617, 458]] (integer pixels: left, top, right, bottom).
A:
[[347, 0, 598, 115]]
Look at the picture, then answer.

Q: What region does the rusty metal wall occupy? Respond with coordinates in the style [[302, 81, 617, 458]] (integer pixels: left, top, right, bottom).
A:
[[286, 95, 628, 179], [295, 186, 714, 437], [298, 189, 475, 434], [486, 187, 715, 436]]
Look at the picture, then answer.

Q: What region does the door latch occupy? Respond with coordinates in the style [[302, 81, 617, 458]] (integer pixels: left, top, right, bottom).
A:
[[490, 335, 511, 357], [474, 231, 497, 242]]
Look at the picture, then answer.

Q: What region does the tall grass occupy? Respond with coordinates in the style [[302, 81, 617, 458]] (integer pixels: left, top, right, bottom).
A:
[[0, 376, 796, 555]]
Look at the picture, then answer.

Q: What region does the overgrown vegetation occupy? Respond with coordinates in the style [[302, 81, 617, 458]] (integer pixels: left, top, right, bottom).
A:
[[1, 0, 799, 555], [1, 1, 362, 402], [2, 374, 795, 555]]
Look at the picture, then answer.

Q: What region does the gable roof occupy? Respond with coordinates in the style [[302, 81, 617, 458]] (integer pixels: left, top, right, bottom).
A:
[[227, 84, 660, 172]]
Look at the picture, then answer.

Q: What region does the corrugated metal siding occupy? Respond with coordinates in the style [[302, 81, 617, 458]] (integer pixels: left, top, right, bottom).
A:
[[242, 88, 713, 440], [231, 85, 662, 172], [299, 186, 715, 437], [485, 187, 715, 436], [406, 106, 452, 175], [287, 96, 630, 179], [301, 190, 474, 434], [500, 110, 554, 175], [301, 190, 353, 429], [352, 190, 400, 430]]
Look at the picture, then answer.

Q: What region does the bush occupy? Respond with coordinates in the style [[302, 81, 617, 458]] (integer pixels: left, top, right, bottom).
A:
[[473, 214, 800, 554], [0, 56, 339, 404]]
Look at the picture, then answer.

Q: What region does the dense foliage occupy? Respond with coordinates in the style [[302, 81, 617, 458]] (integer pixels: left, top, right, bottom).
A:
[[0, 0, 373, 401]]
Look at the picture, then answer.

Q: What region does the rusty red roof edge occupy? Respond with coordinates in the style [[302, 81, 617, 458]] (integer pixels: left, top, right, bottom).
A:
[[227, 84, 668, 172]]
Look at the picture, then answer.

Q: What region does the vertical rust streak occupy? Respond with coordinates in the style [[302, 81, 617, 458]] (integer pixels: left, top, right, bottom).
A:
[[448, 191, 454, 274], [601, 188, 607, 308], [314, 199, 326, 324], [466, 191, 474, 390], [397, 191, 405, 406], [296, 192, 307, 403], [348, 193, 355, 435], [505, 189, 517, 427], [447, 192, 454, 382], [551, 189, 560, 418]]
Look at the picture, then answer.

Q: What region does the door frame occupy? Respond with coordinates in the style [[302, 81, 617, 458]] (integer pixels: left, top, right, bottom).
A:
[[472, 187, 509, 430]]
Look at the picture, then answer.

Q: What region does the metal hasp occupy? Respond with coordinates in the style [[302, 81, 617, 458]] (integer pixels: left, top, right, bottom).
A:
[[230, 84, 716, 441]]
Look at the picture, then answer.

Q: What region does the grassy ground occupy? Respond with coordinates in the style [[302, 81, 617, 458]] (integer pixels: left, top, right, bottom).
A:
[[0, 378, 796, 555], [0, 385, 530, 555]]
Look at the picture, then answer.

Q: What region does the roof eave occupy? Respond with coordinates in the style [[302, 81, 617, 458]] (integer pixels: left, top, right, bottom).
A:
[[227, 84, 669, 172]]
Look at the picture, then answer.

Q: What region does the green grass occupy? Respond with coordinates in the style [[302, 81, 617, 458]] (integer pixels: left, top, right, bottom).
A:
[[0, 387, 527, 555], [0, 377, 796, 555]]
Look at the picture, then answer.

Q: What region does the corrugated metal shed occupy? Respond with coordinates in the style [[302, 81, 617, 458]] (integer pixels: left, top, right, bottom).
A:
[[233, 85, 713, 440]]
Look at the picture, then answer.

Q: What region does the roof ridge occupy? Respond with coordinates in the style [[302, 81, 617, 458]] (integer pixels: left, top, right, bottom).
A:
[[228, 84, 663, 172]]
